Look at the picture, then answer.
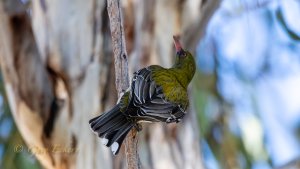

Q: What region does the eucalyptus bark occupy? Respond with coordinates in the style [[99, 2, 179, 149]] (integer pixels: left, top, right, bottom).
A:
[[0, 0, 113, 169], [0, 0, 220, 169], [107, 0, 139, 169]]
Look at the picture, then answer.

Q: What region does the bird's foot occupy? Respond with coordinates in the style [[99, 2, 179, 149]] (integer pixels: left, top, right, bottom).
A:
[[176, 118, 181, 123], [166, 114, 183, 123], [166, 116, 176, 123]]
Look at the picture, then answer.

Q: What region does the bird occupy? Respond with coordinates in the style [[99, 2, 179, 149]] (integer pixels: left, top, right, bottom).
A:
[[89, 35, 196, 155]]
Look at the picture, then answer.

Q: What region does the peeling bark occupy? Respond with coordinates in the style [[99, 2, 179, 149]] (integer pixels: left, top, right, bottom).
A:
[[0, 0, 113, 169], [0, 0, 220, 168]]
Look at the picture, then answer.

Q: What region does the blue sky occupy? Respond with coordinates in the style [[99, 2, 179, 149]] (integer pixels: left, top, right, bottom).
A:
[[197, 0, 300, 168]]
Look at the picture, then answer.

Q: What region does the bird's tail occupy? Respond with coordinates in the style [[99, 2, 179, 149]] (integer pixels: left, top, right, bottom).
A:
[[89, 104, 134, 155]]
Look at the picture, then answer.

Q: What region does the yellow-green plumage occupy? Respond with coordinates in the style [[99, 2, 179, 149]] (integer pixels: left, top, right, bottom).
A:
[[119, 51, 196, 113], [89, 36, 195, 155], [150, 51, 196, 108]]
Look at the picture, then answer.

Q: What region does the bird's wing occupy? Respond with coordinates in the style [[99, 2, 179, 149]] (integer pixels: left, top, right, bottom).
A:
[[128, 66, 185, 123]]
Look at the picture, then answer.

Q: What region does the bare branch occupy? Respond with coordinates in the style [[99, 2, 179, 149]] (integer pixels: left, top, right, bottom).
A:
[[107, 0, 140, 168]]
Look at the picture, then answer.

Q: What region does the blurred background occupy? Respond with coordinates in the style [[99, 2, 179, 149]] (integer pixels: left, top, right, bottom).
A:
[[196, 0, 300, 169], [0, 0, 300, 169]]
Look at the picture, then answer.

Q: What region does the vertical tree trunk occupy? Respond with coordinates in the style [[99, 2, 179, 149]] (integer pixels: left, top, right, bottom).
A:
[[0, 0, 220, 169], [0, 0, 113, 168]]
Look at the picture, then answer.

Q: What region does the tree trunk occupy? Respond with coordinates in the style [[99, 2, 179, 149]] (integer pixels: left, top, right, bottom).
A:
[[0, 0, 220, 169]]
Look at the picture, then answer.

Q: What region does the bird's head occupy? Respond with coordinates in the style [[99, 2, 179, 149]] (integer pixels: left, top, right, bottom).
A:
[[172, 35, 196, 84]]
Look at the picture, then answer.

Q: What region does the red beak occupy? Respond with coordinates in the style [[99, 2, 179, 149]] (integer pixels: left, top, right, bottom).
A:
[[173, 35, 182, 53]]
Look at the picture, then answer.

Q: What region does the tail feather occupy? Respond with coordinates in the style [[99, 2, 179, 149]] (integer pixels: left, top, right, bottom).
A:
[[108, 122, 133, 155], [89, 104, 134, 155], [96, 116, 126, 137], [106, 122, 133, 147], [89, 105, 121, 130]]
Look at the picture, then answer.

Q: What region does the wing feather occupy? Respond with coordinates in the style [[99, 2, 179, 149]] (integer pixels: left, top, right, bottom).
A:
[[129, 67, 185, 123]]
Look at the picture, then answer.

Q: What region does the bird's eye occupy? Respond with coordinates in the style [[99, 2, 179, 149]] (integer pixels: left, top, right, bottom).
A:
[[180, 52, 187, 58], [177, 50, 186, 57]]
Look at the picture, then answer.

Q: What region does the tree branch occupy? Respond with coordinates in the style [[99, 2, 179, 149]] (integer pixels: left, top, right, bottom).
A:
[[107, 0, 140, 169]]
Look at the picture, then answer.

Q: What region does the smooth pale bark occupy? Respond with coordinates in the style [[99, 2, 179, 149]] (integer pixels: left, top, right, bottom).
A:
[[0, 0, 220, 169], [0, 0, 112, 169]]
